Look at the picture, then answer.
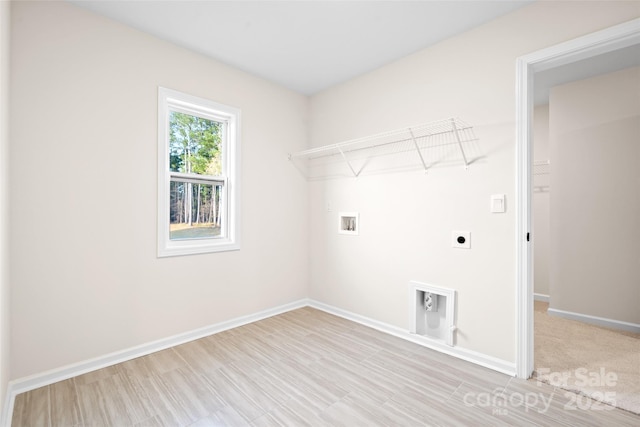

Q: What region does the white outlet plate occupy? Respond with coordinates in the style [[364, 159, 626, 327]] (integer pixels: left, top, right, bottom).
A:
[[452, 231, 471, 249]]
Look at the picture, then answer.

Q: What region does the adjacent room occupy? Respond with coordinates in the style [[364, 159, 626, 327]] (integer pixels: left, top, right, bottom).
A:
[[532, 53, 640, 414], [0, 0, 638, 425]]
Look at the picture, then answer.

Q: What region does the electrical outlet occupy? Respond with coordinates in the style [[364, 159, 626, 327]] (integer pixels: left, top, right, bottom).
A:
[[452, 231, 471, 249]]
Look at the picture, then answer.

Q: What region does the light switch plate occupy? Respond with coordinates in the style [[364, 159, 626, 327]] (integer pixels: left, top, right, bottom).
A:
[[491, 194, 505, 213], [452, 231, 471, 249]]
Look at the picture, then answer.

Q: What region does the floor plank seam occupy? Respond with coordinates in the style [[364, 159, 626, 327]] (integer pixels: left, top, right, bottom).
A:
[[449, 381, 464, 402]]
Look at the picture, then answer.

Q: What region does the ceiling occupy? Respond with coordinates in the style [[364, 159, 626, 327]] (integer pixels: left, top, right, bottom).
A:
[[70, 0, 533, 95], [70, 1, 638, 100]]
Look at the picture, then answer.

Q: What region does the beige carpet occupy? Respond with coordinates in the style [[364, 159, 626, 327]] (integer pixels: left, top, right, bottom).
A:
[[534, 301, 640, 414]]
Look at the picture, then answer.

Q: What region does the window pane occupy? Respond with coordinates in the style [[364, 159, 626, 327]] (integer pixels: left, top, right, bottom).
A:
[[170, 180, 223, 240], [169, 111, 222, 175]]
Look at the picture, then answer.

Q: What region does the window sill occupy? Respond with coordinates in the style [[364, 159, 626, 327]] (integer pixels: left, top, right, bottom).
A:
[[157, 239, 240, 257]]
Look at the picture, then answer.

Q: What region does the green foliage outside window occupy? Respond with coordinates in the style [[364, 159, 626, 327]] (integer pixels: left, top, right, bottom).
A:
[[168, 112, 224, 239]]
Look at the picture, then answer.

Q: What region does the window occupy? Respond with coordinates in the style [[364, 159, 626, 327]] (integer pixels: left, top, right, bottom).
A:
[[158, 87, 240, 257]]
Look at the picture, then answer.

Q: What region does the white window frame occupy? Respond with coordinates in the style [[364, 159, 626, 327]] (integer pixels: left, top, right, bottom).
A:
[[157, 87, 241, 257]]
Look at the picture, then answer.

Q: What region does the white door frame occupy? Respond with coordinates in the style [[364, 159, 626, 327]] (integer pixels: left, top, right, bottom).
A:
[[515, 18, 640, 379]]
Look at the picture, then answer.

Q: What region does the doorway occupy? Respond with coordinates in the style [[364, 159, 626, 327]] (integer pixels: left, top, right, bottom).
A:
[[515, 18, 640, 380]]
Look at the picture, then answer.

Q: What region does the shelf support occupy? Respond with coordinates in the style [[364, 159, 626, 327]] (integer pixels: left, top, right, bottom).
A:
[[451, 119, 469, 169], [409, 128, 429, 172], [337, 146, 359, 177]]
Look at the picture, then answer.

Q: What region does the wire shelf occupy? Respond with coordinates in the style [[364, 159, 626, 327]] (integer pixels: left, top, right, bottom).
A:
[[533, 160, 550, 193], [533, 160, 550, 175], [288, 118, 480, 180]]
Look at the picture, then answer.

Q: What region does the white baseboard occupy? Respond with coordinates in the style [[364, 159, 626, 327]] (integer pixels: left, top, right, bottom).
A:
[[547, 307, 640, 334], [0, 387, 10, 427], [0, 298, 310, 427], [308, 300, 516, 376], [534, 293, 549, 303], [1, 297, 518, 426]]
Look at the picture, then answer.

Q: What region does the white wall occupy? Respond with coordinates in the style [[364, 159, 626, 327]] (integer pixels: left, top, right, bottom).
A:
[[533, 105, 550, 297], [7, 0, 640, 384], [308, 1, 639, 363], [0, 0, 11, 410], [549, 66, 640, 324], [10, 1, 308, 379]]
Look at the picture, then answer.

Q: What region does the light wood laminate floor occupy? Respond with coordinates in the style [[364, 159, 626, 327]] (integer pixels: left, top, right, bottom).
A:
[[12, 307, 640, 426]]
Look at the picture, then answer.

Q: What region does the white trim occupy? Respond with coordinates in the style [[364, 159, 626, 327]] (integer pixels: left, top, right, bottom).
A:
[[515, 18, 640, 380], [547, 308, 640, 334], [1, 299, 309, 426], [533, 293, 549, 303], [515, 50, 534, 381], [0, 388, 11, 427], [309, 300, 516, 376]]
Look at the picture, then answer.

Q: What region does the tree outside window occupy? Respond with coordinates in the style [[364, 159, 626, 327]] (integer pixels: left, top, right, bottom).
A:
[[158, 88, 240, 257]]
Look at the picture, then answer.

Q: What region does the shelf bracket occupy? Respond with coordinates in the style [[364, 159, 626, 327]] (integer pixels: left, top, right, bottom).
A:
[[337, 146, 359, 177], [451, 119, 469, 169], [409, 128, 429, 172]]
